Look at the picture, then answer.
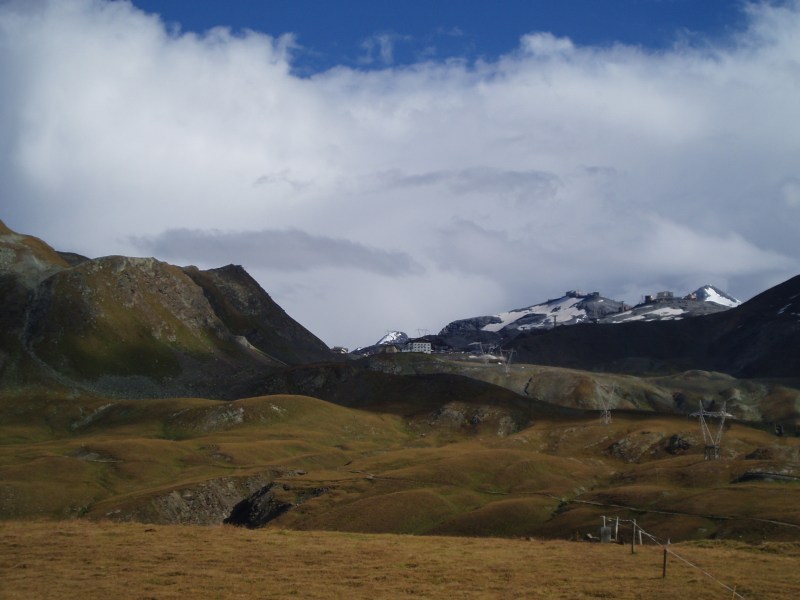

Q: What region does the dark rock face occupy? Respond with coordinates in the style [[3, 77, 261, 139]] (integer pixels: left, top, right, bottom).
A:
[[665, 434, 692, 455], [224, 483, 293, 529], [106, 474, 276, 525], [439, 316, 502, 335], [182, 264, 334, 366], [223, 483, 330, 529], [577, 295, 627, 320]]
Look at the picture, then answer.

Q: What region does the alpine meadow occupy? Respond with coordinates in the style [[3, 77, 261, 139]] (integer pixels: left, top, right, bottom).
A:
[[3, 1, 800, 598]]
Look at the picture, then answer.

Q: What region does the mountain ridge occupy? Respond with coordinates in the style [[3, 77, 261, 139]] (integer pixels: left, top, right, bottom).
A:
[[363, 285, 742, 356], [441, 285, 739, 337], [506, 275, 800, 377], [0, 221, 334, 398]]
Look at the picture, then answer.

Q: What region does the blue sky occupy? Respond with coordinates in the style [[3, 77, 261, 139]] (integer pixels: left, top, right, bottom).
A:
[[2, 0, 799, 348], [132, 0, 745, 73]]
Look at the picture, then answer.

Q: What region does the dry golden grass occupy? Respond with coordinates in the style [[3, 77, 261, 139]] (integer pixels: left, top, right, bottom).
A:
[[2, 520, 800, 599]]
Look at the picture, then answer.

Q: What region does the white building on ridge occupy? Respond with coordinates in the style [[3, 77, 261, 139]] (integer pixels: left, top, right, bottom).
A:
[[403, 341, 432, 354]]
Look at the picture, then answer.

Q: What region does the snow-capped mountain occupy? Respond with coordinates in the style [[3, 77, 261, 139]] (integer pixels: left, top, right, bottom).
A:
[[507, 276, 800, 378], [694, 285, 741, 308], [350, 331, 411, 356], [442, 291, 627, 336], [355, 285, 743, 356], [436, 285, 741, 351], [604, 286, 741, 325], [376, 331, 409, 346]]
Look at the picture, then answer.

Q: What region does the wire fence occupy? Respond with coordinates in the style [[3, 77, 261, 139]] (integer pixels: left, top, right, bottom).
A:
[[602, 516, 745, 599], [638, 527, 744, 599]]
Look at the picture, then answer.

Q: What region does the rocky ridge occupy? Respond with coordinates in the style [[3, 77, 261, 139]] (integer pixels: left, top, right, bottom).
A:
[[0, 220, 334, 398]]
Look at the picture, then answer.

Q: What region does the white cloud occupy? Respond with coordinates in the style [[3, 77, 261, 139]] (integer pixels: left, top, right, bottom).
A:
[[1, 0, 799, 348], [519, 32, 575, 57], [359, 32, 411, 65], [131, 228, 422, 275], [781, 179, 800, 208]]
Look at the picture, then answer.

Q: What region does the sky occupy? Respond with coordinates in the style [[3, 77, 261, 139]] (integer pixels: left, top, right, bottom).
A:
[[1, 0, 799, 349]]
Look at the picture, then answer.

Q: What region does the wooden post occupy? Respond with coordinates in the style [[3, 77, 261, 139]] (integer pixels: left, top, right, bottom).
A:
[[631, 520, 636, 554], [615, 517, 619, 542], [662, 547, 668, 578]]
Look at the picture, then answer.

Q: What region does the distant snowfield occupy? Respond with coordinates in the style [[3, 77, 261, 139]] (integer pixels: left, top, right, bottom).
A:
[[611, 306, 686, 323], [474, 285, 740, 333], [377, 331, 407, 345], [699, 286, 741, 308], [481, 296, 585, 332], [649, 307, 685, 318]]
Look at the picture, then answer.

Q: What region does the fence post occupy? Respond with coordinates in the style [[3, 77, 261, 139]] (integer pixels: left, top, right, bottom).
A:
[[631, 520, 636, 554]]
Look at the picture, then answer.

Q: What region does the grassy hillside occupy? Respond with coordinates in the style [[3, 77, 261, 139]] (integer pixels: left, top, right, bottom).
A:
[[2, 386, 798, 543], [367, 353, 800, 430], [0, 392, 409, 522]]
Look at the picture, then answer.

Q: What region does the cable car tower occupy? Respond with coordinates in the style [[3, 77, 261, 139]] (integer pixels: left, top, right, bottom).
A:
[[691, 402, 733, 460]]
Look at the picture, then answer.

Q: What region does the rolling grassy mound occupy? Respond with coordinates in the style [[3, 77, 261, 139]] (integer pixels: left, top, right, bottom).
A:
[[0, 392, 408, 522]]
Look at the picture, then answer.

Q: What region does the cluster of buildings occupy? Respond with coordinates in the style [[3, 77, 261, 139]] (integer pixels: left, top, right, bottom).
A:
[[331, 340, 433, 356], [643, 291, 674, 304], [378, 340, 433, 354]]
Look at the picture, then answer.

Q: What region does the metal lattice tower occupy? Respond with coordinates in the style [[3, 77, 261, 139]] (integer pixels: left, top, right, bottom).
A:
[[599, 396, 612, 425], [500, 349, 516, 375], [690, 402, 733, 460], [598, 383, 615, 425]]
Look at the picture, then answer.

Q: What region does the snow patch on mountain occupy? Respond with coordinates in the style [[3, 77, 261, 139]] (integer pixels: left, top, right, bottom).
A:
[[482, 296, 586, 332], [694, 285, 741, 308], [376, 331, 409, 345], [472, 291, 626, 333], [605, 286, 739, 324]]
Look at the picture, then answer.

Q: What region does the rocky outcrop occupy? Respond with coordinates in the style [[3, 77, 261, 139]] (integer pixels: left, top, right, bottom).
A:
[[224, 483, 294, 528], [104, 474, 276, 525], [665, 434, 692, 455], [224, 482, 330, 529], [426, 401, 524, 436]]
